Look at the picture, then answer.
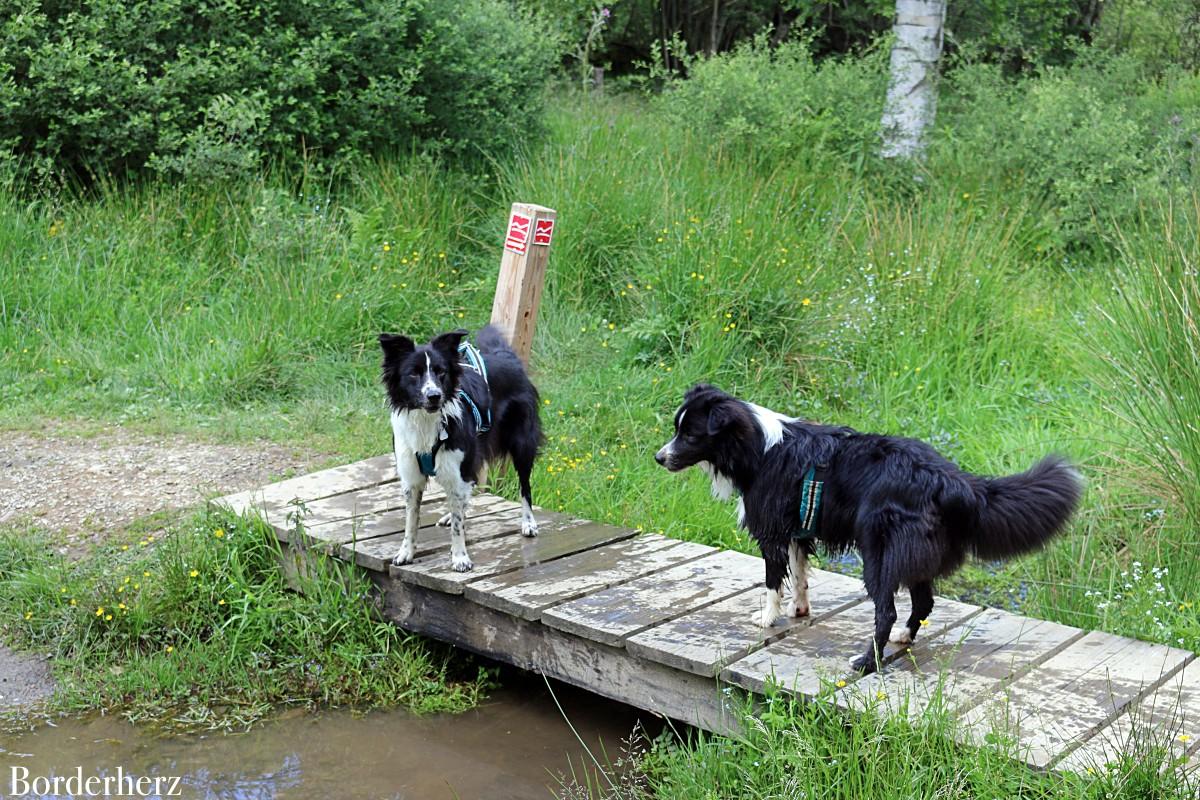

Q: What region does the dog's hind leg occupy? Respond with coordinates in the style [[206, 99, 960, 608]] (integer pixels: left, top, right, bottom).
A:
[[891, 581, 934, 645], [850, 583, 897, 675], [511, 441, 539, 538], [787, 539, 810, 618]]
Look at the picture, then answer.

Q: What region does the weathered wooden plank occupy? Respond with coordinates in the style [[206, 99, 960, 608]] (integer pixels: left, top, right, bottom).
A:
[[305, 495, 529, 549], [371, 568, 743, 735], [390, 522, 636, 594], [625, 568, 868, 677], [288, 480, 449, 528], [540, 550, 765, 648], [213, 454, 397, 518], [722, 594, 981, 696], [1055, 655, 1200, 774], [464, 536, 714, 621], [838, 608, 1085, 717], [958, 630, 1192, 769], [295, 493, 515, 545], [342, 509, 585, 572]]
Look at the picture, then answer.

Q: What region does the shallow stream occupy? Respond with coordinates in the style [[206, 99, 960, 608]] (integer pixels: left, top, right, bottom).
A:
[[0, 678, 647, 799]]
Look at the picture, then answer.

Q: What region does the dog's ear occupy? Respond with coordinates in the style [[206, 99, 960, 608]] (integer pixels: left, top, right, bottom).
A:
[[707, 401, 735, 435], [379, 333, 415, 357], [430, 328, 469, 359]]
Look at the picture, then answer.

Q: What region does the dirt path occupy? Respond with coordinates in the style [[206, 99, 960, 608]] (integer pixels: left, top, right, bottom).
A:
[[0, 423, 327, 711], [0, 423, 324, 552]]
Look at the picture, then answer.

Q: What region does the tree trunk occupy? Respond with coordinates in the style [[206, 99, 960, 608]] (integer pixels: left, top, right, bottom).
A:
[[880, 0, 947, 160]]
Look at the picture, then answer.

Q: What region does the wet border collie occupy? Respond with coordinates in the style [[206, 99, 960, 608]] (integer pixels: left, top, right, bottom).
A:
[[655, 384, 1082, 674], [379, 326, 542, 572]]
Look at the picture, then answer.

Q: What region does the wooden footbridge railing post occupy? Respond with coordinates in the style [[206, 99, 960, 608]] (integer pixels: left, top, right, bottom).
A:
[[490, 203, 557, 365]]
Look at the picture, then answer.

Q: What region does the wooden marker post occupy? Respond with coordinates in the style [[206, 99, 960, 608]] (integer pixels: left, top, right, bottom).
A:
[[490, 202, 557, 365]]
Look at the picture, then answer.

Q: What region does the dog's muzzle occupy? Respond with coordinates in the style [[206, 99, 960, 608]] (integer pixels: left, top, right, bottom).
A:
[[654, 443, 678, 470]]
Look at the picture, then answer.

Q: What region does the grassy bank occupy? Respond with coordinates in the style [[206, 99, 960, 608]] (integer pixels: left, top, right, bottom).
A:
[[2, 91, 1198, 788], [0, 507, 484, 731]]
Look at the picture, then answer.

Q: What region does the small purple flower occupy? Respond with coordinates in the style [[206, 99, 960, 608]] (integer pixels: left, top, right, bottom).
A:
[[601, 7, 611, 18]]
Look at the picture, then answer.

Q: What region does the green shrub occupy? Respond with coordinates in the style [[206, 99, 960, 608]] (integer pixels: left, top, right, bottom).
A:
[[0, 0, 557, 180], [657, 35, 888, 170], [932, 53, 1200, 249]]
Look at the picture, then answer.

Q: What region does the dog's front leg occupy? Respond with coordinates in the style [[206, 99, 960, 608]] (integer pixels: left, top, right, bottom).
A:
[[393, 481, 425, 566], [447, 485, 473, 572], [760, 549, 788, 627]]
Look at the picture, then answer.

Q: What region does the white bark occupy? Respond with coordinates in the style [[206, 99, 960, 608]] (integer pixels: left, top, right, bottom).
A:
[[880, 0, 947, 160]]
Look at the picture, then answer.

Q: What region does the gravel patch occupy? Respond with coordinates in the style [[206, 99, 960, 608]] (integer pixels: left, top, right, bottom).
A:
[[0, 423, 324, 552]]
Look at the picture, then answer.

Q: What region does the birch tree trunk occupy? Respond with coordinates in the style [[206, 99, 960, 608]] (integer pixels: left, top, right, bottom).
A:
[[880, 0, 947, 160]]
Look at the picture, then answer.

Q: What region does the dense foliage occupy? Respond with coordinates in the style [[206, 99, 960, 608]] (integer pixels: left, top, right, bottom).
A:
[[659, 37, 1200, 248], [0, 0, 558, 180], [526, 0, 1189, 75]]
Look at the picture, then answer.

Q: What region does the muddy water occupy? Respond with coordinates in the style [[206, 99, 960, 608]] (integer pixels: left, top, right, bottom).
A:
[[0, 679, 647, 800]]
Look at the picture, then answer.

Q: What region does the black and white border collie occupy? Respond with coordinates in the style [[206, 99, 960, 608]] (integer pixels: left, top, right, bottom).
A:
[[655, 384, 1082, 674], [379, 326, 542, 572]]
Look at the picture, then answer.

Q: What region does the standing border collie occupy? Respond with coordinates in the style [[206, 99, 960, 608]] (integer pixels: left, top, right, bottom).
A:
[[379, 326, 542, 572], [655, 384, 1082, 674]]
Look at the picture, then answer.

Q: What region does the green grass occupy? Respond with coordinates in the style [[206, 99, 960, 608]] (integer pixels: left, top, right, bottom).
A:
[[0, 508, 485, 731], [555, 687, 1197, 799], [2, 91, 1199, 788]]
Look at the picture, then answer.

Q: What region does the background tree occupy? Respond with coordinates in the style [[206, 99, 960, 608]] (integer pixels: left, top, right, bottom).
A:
[[880, 0, 947, 159]]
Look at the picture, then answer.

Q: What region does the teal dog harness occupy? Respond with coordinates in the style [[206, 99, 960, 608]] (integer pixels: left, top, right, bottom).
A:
[[794, 465, 827, 540], [414, 340, 492, 478]]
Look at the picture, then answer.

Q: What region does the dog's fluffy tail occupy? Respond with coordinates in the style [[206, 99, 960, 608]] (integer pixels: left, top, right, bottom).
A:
[[965, 456, 1083, 560], [474, 324, 515, 356]]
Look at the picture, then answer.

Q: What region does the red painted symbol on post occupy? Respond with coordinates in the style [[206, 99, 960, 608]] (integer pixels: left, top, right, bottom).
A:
[[533, 218, 555, 246], [504, 212, 532, 255]]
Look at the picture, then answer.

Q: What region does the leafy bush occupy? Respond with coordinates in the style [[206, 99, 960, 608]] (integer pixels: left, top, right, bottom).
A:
[[0, 0, 557, 180], [657, 35, 888, 170], [656, 36, 1199, 250], [937, 53, 1200, 248]]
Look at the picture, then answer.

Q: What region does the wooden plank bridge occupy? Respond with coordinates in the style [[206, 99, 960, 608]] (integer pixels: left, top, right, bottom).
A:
[[214, 455, 1200, 775]]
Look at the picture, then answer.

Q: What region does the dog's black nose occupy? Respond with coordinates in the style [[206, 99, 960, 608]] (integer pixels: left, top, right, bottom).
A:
[[425, 390, 443, 403], [654, 451, 666, 466]]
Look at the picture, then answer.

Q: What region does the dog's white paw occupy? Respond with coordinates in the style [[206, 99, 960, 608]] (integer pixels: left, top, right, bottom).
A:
[[437, 512, 453, 527], [392, 543, 414, 566], [521, 519, 539, 538], [889, 628, 913, 645], [760, 610, 786, 628], [451, 554, 474, 573]]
